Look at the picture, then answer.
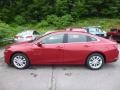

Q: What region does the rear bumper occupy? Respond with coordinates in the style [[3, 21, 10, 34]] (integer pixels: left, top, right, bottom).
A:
[[106, 48, 119, 63], [109, 57, 118, 62], [113, 58, 118, 62]]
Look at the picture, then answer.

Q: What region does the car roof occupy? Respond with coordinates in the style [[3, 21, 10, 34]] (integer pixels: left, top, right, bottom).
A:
[[66, 27, 87, 32], [43, 31, 103, 41], [47, 30, 92, 36], [53, 31, 106, 40]]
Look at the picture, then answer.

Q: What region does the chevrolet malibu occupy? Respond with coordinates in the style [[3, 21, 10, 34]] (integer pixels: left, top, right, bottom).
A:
[[4, 31, 119, 70]]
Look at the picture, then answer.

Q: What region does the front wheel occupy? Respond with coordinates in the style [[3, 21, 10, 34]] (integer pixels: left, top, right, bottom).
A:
[[86, 53, 104, 70], [11, 53, 30, 69]]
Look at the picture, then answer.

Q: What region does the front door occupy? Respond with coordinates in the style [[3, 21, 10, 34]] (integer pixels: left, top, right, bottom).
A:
[[40, 43, 64, 63], [33, 33, 65, 63]]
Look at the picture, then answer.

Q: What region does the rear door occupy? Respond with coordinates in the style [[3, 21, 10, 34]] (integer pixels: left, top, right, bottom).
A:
[[64, 33, 97, 64]]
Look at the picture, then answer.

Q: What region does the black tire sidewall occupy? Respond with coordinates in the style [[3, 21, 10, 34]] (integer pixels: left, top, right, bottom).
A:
[[11, 53, 29, 69], [86, 53, 104, 70]]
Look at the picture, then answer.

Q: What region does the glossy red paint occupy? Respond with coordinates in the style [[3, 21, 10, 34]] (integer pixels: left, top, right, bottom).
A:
[[4, 31, 119, 65]]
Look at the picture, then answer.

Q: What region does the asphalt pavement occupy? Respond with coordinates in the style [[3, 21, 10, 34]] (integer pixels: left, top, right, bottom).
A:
[[0, 45, 120, 90]]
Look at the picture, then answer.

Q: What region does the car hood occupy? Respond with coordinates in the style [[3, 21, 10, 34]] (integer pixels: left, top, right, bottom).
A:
[[5, 42, 33, 50]]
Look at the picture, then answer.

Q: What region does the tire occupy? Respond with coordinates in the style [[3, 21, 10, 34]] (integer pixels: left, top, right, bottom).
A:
[[86, 53, 104, 70], [11, 53, 30, 69]]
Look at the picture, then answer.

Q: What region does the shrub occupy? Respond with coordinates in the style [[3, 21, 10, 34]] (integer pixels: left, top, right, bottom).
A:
[[46, 15, 59, 26], [0, 22, 25, 47], [36, 20, 49, 28], [56, 14, 73, 28], [46, 14, 73, 28], [14, 15, 26, 25], [0, 23, 12, 38], [0, 23, 13, 46]]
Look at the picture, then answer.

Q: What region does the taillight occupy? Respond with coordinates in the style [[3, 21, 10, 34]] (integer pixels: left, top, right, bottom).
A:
[[26, 36, 32, 38]]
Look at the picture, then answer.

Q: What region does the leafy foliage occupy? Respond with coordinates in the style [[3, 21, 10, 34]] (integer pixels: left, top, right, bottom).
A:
[[0, 0, 120, 24], [0, 18, 120, 47], [14, 15, 26, 25], [1, 0, 120, 47]]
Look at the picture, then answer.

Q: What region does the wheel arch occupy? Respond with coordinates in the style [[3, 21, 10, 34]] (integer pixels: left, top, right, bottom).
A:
[[85, 51, 106, 64], [10, 51, 30, 65]]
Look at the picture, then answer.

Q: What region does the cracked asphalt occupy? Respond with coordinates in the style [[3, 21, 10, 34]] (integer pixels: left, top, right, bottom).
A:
[[0, 45, 120, 90]]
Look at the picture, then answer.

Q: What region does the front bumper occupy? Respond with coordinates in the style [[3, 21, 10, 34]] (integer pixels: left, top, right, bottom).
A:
[[4, 50, 12, 64]]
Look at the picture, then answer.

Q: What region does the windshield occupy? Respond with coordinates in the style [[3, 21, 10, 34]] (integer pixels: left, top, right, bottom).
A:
[[30, 33, 52, 43]]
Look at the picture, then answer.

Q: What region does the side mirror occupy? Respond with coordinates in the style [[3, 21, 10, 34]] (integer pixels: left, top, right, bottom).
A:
[[37, 42, 42, 47]]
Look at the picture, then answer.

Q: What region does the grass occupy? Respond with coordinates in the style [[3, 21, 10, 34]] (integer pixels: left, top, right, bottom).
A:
[[72, 18, 120, 31], [0, 18, 120, 47]]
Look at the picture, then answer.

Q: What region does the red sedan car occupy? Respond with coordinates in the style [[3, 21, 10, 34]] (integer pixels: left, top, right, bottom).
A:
[[4, 31, 119, 70]]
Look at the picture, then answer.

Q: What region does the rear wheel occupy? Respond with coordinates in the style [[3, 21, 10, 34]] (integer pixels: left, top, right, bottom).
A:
[[11, 53, 30, 69], [86, 53, 104, 70]]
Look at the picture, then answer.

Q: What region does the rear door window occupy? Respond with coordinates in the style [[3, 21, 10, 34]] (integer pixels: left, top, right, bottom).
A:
[[67, 34, 97, 43]]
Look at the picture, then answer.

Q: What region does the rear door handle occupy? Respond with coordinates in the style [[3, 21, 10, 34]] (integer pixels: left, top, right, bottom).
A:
[[84, 45, 90, 47], [56, 46, 63, 49]]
